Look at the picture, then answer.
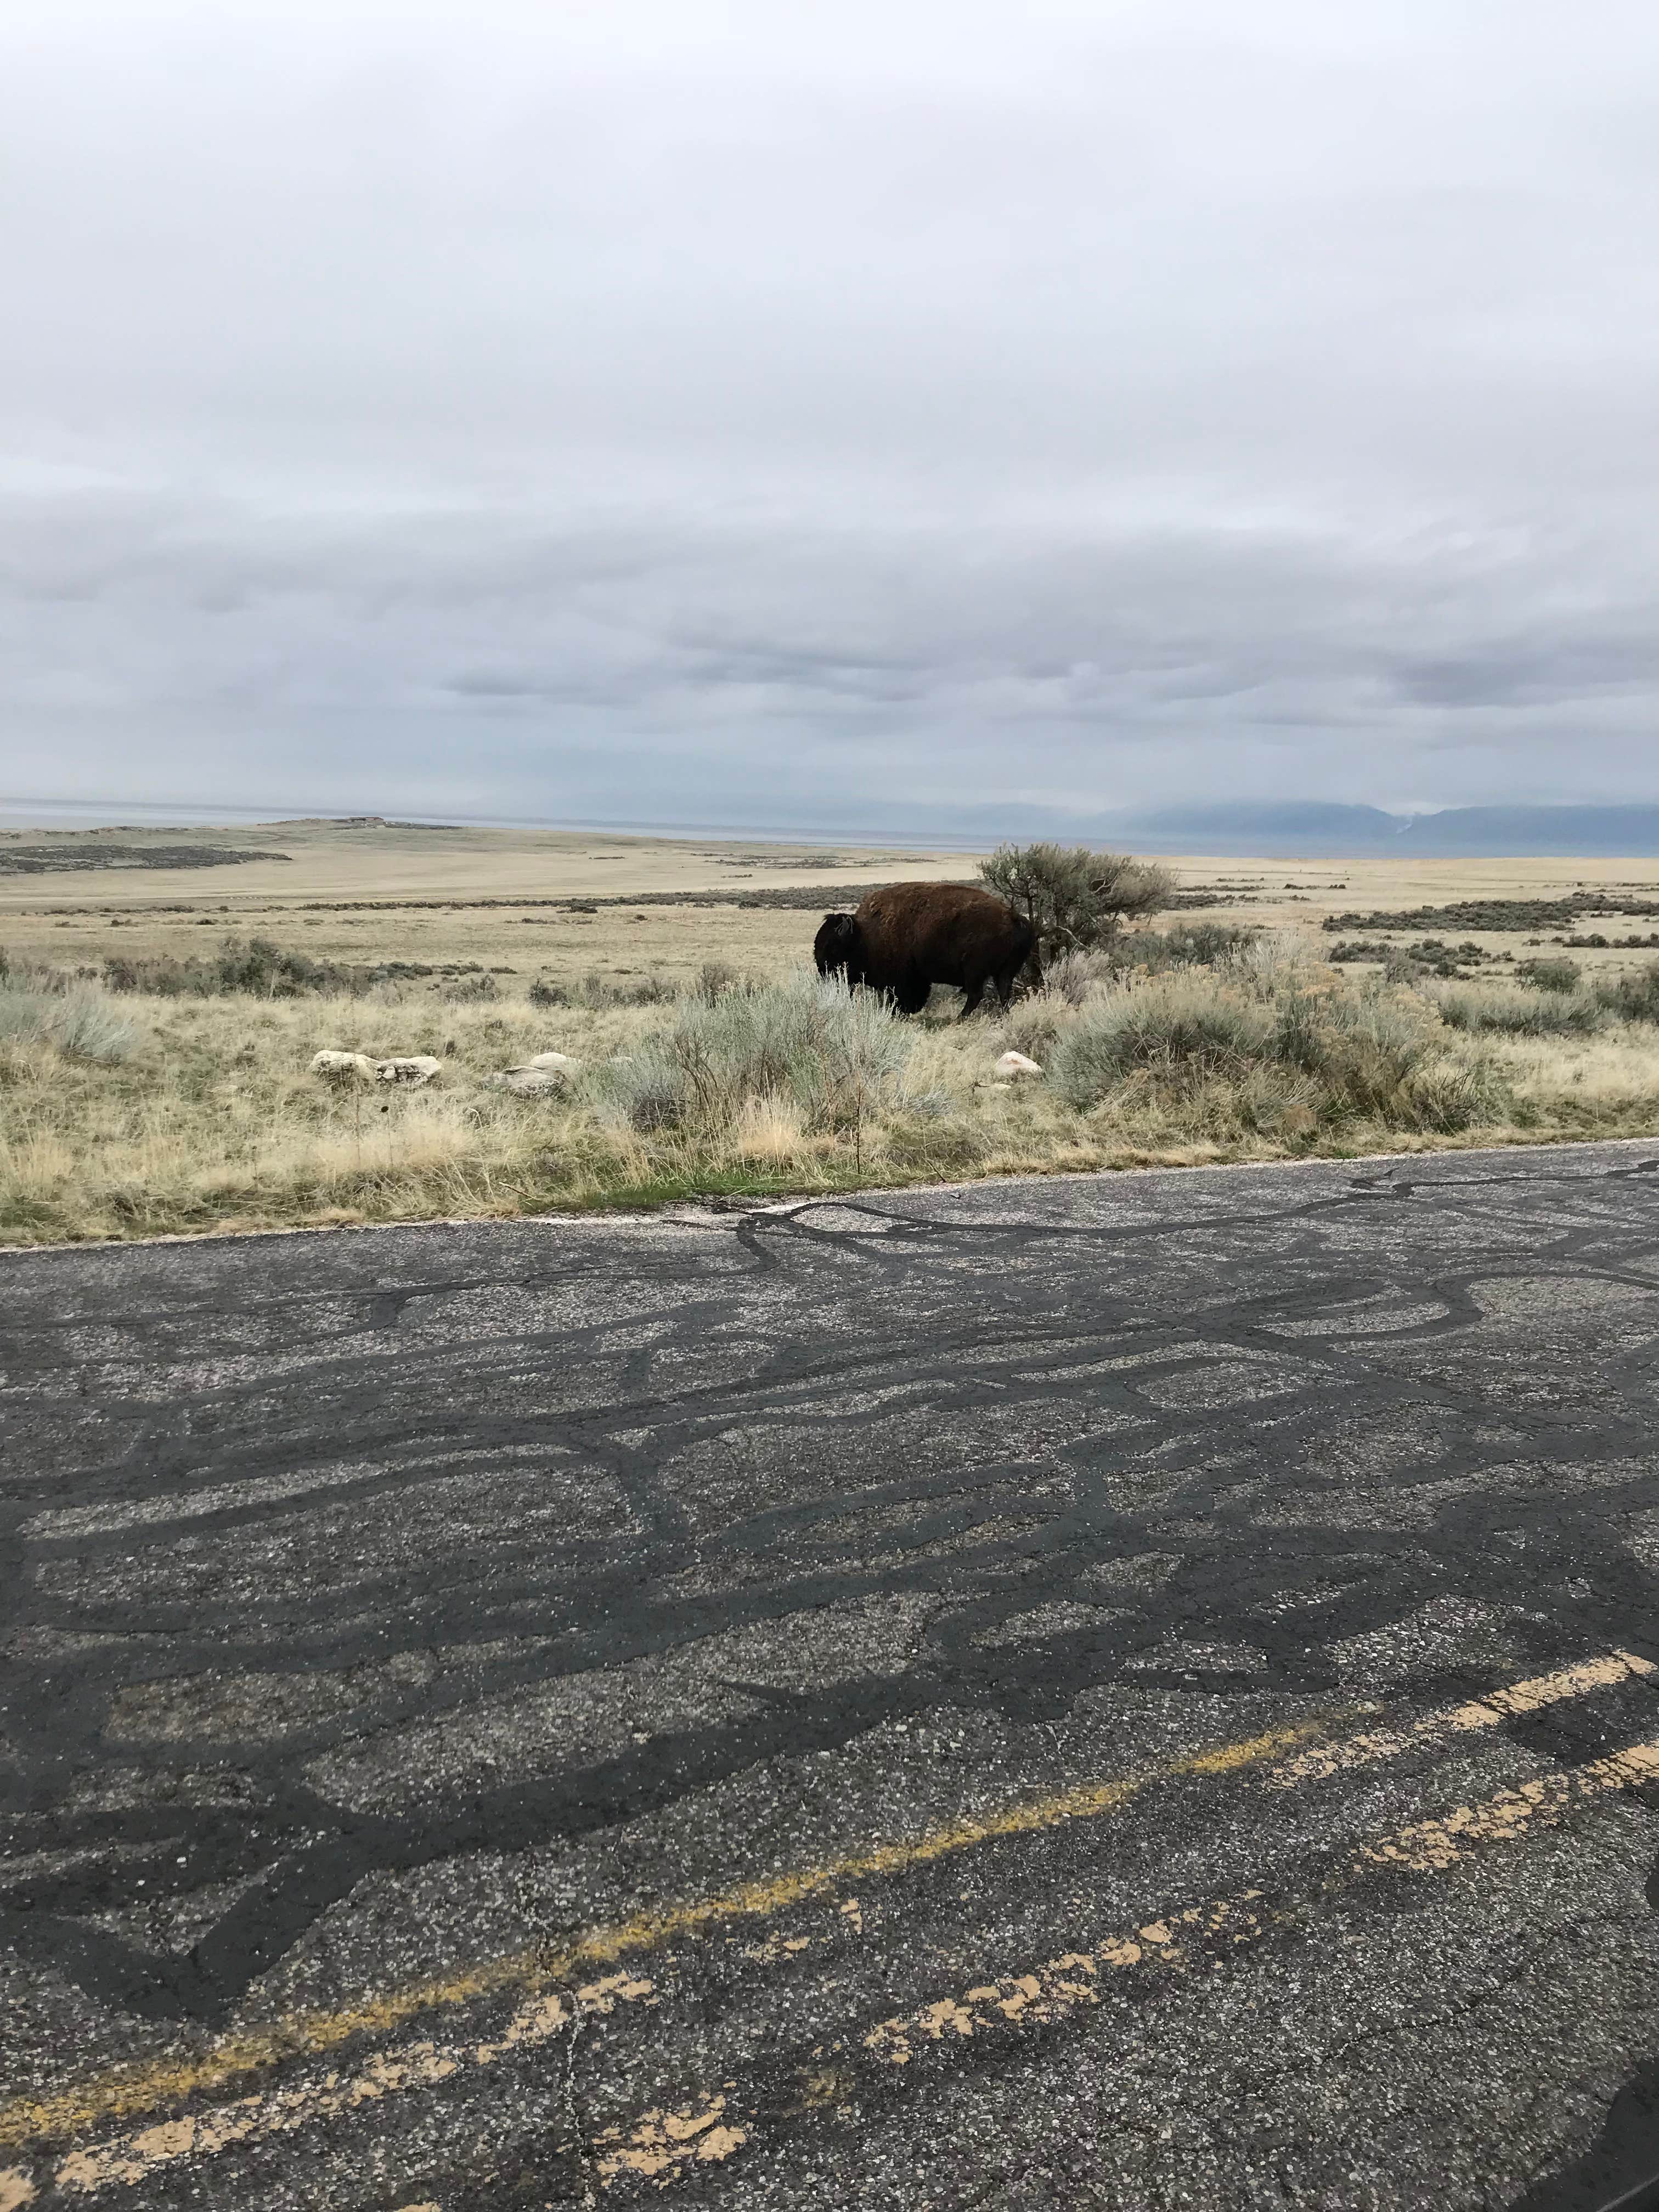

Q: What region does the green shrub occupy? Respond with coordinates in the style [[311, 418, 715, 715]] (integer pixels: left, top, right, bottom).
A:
[[1051, 976, 1275, 1106], [103, 935, 373, 998], [693, 960, 748, 1003], [0, 983, 138, 1062], [440, 972, 498, 1003], [602, 972, 915, 1135], [1052, 970, 1503, 1133], [979, 843, 1174, 974], [527, 970, 683, 1011], [1595, 961, 1659, 1023], [1434, 984, 1605, 1036], [1516, 957, 1582, 994]]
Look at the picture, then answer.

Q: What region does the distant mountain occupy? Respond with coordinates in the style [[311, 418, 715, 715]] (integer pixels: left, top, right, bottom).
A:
[[1119, 803, 1404, 853], [707, 798, 1659, 856], [812, 800, 1659, 857], [1120, 803, 1659, 856], [18, 794, 1659, 859], [1392, 805, 1659, 855]]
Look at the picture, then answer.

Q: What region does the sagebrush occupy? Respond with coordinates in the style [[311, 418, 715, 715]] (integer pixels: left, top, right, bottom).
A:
[[978, 843, 1175, 974], [599, 972, 915, 1137], [5, 934, 1659, 1246]]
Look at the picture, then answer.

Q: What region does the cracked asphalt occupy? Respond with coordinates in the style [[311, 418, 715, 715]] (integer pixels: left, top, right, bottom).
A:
[[6, 1141, 1659, 2210]]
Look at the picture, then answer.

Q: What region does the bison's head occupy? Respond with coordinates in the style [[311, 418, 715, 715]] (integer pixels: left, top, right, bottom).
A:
[[813, 911, 863, 980]]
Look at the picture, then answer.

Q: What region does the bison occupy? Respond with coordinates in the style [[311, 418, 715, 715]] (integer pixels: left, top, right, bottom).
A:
[[814, 882, 1034, 1017]]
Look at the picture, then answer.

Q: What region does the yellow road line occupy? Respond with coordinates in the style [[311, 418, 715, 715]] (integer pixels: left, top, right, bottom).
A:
[[862, 1733, 1659, 2070], [592, 1730, 1659, 2194], [37, 1974, 657, 2202], [0, 1718, 1321, 2157], [1359, 1737, 1659, 1872], [4, 1647, 1654, 2194], [594, 2098, 751, 2189], [1266, 1649, 1655, 1788]]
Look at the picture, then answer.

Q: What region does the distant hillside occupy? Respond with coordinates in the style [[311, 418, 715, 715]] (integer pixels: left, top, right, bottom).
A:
[[1121, 804, 1404, 852], [1392, 806, 1659, 855], [750, 800, 1659, 857], [1120, 803, 1659, 856]]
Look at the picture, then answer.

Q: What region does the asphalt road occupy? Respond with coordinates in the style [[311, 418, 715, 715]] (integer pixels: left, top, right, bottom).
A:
[[6, 1142, 1659, 2211]]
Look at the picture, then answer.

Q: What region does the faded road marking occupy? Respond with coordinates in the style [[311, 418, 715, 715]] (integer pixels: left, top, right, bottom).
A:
[[1359, 1737, 1659, 1872], [862, 1892, 1275, 2066], [30, 1729, 1659, 2207], [1267, 1649, 1656, 1789], [594, 1729, 1659, 2192], [861, 1732, 1659, 2072], [45, 1977, 655, 2199], [9, 1656, 1651, 2194], [595, 2098, 749, 2185], [0, 1719, 1321, 2157]]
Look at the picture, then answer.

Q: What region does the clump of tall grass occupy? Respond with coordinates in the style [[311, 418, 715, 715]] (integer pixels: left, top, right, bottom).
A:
[[1595, 960, 1659, 1024], [103, 935, 347, 998], [999, 926, 1286, 1066], [439, 972, 498, 1003], [529, 969, 679, 1011], [1516, 956, 1582, 994], [99, 935, 466, 999], [1107, 921, 1262, 977], [1043, 924, 1260, 1005], [1054, 975, 1274, 1097], [994, 989, 1075, 1064], [600, 972, 915, 1136], [691, 960, 751, 1004], [0, 981, 138, 1063], [1051, 968, 1504, 1134], [1434, 983, 1607, 1036]]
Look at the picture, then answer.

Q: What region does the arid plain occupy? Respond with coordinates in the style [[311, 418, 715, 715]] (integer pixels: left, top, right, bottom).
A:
[[8, 815, 1659, 978], [6, 816, 1659, 1245]]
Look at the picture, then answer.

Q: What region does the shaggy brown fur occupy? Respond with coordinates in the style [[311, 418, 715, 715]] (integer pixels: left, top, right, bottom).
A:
[[814, 882, 1035, 1015]]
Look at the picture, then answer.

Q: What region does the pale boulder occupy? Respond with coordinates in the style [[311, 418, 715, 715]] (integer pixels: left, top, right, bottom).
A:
[[495, 1052, 583, 1097], [375, 1056, 442, 1087], [309, 1049, 377, 1084], [995, 1050, 1045, 1079]]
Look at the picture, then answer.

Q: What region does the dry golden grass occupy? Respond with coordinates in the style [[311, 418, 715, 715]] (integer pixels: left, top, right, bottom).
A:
[[0, 819, 964, 985], [3, 952, 1658, 1246], [5, 821, 1659, 1245], [9, 818, 1659, 988]]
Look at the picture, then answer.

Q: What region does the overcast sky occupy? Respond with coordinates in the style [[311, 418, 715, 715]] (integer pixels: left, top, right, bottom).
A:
[[4, 0, 1658, 827]]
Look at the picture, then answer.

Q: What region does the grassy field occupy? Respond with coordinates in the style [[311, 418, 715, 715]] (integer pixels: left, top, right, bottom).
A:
[[4, 820, 1659, 1245]]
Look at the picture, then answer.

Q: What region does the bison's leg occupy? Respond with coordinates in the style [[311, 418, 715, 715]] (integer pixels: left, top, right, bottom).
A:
[[991, 958, 1024, 1010], [957, 971, 988, 1017], [894, 967, 932, 1016]]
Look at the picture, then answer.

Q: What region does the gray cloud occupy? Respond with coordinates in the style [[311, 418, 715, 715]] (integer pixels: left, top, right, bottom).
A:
[[3, 0, 1658, 823]]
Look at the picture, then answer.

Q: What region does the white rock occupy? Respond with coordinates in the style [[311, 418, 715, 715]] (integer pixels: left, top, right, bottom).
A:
[[995, 1050, 1045, 1078], [309, 1049, 377, 1084], [494, 1049, 583, 1095], [375, 1055, 442, 1087], [495, 1066, 570, 1096]]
